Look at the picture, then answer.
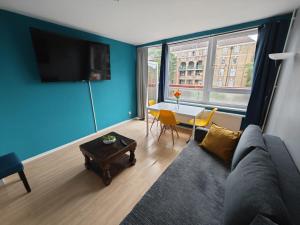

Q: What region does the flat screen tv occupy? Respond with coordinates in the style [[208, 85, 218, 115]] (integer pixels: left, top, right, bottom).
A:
[[30, 28, 111, 82]]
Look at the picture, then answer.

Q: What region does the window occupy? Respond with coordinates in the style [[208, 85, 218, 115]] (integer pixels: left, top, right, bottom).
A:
[[187, 70, 193, 76], [233, 45, 240, 53], [179, 62, 186, 71], [222, 47, 228, 55], [219, 68, 224, 76], [210, 29, 258, 107], [232, 56, 238, 64], [229, 68, 236, 76], [196, 61, 203, 70], [221, 57, 226, 64], [147, 46, 161, 102], [164, 28, 258, 108], [217, 79, 223, 87], [188, 61, 194, 70], [228, 78, 235, 87], [167, 39, 209, 102], [180, 71, 186, 76]]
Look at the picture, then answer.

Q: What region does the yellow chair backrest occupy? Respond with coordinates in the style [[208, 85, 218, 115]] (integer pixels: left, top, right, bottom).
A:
[[158, 110, 177, 126], [148, 99, 159, 118], [205, 108, 218, 125], [148, 99, 156, 106]]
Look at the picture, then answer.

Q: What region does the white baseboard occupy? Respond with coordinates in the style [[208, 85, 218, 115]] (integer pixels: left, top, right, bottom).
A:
[[22, 118, 136, 164]]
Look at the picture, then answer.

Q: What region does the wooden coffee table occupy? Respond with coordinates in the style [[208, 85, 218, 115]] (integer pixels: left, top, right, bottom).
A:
[[79, 132, 137, 186]]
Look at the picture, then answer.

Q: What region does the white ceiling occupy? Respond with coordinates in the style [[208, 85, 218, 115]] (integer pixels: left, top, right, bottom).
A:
[[0, 0, 299, 45]]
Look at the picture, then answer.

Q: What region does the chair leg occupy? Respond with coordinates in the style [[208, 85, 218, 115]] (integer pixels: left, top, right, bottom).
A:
[[171, 127, 175, 145], [18, 170, 31, 193], [164, 125, 167, 134], [150, 117, 156, 130], [158, 125, 165, 142], [174, 126, 179, 138]]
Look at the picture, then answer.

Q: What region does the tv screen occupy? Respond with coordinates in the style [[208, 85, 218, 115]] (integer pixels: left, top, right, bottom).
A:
[[30, 28, 110, 82]]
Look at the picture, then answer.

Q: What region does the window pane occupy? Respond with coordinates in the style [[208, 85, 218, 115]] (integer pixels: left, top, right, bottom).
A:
[[168, 86, 204, 102], [167, 39, 209, 101], [209, 92, 251, 106], [212, 30, 257, 90], [147, 46, 161, 102]]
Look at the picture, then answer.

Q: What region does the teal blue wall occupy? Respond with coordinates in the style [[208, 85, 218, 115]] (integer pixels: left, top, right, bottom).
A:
[[0, 10, 137, 160]]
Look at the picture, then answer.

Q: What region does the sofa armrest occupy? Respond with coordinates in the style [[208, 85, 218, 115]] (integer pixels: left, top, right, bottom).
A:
[[194, 127, 208, 143]]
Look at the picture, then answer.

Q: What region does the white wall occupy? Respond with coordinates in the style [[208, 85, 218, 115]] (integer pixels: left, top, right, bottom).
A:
[[265, 9, 300, 170]]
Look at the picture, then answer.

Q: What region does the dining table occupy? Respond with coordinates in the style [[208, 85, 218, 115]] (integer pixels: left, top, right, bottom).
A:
[[146, 102, 205, 139]]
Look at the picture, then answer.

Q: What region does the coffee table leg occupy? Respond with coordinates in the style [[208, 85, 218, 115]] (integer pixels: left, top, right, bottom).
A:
[[84, 154, 91, 170], [102, 165, 112, 186], [129, 150, 136, 166]]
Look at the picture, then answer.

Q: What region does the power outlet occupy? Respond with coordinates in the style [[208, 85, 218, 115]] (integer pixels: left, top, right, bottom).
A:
[[128, 111, 132, 116]]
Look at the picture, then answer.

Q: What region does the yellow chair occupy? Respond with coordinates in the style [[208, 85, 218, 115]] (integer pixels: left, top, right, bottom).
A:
[[188, 107, 218, 127], [148, 100, 160, 130], [158, 110, 180, 145], [187, 108, 217, 142]]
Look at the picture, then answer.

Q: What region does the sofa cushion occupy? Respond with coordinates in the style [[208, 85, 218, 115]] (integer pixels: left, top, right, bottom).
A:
[[200, 124, 241, 163], [231, 125, 266, 170], [121, 141, 229, 225], [224, 148, 291, 225], [263, 134, 300, 225]]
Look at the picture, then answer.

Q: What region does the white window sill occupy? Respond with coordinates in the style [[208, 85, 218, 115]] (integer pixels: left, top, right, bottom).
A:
[[164, 99, 246, 116]]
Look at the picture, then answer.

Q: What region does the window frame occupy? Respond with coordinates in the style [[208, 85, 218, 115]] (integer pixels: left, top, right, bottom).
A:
[[164, 28, 257, 109]]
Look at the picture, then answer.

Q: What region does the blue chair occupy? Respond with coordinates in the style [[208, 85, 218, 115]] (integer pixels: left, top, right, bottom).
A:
[[0, 152, 31, 193]]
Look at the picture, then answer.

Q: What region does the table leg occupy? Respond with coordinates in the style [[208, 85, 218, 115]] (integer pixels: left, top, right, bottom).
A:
[[191, 116, 196, 140], [146, 110, 149, 136], [129, 150, 136, 166], [102, 165, 112, 186], [84, 154, 91, 170]]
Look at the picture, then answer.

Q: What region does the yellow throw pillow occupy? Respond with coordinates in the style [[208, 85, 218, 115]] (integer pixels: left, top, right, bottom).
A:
[[200, 124, 241, 163]]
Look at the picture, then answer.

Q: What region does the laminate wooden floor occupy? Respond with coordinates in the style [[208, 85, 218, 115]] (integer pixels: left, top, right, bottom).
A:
[[0, 120, 190, 225]]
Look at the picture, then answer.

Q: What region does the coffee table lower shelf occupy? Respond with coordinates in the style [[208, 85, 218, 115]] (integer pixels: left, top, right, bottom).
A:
[[83, 153, 136, 186]]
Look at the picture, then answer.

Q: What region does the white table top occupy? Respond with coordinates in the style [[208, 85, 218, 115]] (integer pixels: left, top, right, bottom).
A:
[[147, 102, 204, 117]]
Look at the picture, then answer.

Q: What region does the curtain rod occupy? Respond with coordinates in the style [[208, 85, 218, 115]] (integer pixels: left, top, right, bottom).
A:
[[141, 13, 292, 48], [167, 27, 258, 45], [144, 26, 258, 48]]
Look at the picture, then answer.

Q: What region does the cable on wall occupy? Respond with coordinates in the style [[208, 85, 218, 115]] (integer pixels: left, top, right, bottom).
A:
[[87, 81, 98, 132]]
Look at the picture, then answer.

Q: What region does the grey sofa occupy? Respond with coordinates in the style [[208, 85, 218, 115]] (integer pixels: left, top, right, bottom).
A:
[[121, 125, 300, 225]]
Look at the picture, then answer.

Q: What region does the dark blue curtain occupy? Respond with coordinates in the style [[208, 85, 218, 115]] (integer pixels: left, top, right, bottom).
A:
[[241, 20, 290, 129], [158, 43, 168, 102]]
